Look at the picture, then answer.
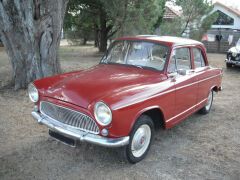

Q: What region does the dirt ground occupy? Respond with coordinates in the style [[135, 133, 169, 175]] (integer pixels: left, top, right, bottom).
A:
[[0, 46, 239, 180]]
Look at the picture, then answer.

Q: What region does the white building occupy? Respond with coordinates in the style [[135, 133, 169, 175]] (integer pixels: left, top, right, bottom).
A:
[[210, 1, 240, 30], [201, 1, 240, 53]]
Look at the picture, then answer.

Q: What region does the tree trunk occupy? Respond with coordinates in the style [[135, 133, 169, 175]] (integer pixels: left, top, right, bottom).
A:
[[98, 10, 108, 53], [94, 24, 99, 48], [0, 0, 69, 90], [82, 37, 87, 45]]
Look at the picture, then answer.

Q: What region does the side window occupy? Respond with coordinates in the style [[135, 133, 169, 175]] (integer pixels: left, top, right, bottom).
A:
[[168, 48, 191, 73], [168, 53, 177, 73], [193, 48, 206, 68]]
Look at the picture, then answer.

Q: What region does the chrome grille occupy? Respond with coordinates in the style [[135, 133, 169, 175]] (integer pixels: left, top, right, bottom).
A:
[[40, 101, 99, 134]]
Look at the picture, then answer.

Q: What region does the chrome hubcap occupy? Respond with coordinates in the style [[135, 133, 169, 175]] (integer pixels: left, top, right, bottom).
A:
[[206, 91, 213, 110], [131, 124, 151, 158]]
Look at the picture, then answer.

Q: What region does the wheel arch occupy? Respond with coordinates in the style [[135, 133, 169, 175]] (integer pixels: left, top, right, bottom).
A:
[[130, 106, 166, 132], [211, 85, 220, 92]]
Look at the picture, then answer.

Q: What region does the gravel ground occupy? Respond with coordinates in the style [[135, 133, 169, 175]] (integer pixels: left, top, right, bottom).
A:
[[0, 47, 239, 180]]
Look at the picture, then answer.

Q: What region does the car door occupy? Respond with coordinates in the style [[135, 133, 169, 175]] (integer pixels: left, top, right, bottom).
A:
[[192, 47, 211, 108], [167, 47, 198, 124]]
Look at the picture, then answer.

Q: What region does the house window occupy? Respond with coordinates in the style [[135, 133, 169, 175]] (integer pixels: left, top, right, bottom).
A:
[[213, 10, 234, 25]]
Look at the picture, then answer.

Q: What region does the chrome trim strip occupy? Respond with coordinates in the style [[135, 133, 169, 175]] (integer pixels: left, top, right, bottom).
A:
[[114, 73, 222, 110], [225, 59, 240, 64], [166, 98, 207, 123], [198, 73, 222, 83], [32, 111, 129, 147], [175, 73, 222, 91]]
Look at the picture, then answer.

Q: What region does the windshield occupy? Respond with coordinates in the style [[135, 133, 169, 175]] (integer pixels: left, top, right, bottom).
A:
[[101, 41, 169, 71]]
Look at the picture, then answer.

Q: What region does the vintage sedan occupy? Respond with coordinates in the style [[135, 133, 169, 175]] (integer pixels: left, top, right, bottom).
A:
[[226, 40, 240, 68], [29, 35, 223, 163]]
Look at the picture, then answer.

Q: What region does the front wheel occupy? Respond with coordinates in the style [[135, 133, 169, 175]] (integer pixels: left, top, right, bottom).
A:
[[199, 90, 213, 114], [124, 115, 154, 164]]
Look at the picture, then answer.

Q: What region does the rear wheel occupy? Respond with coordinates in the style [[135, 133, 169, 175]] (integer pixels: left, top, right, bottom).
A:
[[124, 115, 154, 164], [199, 90, 213, 114]]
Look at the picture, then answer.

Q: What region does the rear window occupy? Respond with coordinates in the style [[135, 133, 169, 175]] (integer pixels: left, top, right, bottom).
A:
[[193, 48, 205, 68]]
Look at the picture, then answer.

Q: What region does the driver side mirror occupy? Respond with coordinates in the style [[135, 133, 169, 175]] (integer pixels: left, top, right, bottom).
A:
[[177, 69, 187, 76]]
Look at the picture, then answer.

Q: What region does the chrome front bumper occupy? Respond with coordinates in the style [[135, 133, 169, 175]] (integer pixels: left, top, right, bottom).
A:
[[225, 59, 240, 66], [32, 111, 129, 148]]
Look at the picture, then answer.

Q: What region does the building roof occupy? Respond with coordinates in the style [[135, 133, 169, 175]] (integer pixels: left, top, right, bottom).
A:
[[214, 1, 240, 17], [163, 5, 182, 19], [116, 35, 203, 47]]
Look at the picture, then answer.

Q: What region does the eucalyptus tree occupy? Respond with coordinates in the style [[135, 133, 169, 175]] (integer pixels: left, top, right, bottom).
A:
[[0, 0, 69, 89], [65, 0, 166, 52]]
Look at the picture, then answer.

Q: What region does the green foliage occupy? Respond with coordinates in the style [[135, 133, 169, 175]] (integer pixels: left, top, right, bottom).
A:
[[160, 0, 216, 40], [64, 0, 97, 44], [64, 0, 166, 40], [117, 0, 166, 36], [201, 12, 218, 31], [159, 18, 183, 36], [153, 0, 167, 29], [190, 11, 218, 40], [176, 0, 215, 37]]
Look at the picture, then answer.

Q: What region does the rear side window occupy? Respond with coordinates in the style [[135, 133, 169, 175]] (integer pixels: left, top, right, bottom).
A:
[[193, 48, 205, 68], [168, 48, 191, 73]]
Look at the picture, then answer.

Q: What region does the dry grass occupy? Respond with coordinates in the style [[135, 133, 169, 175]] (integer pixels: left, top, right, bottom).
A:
[[0, 45, 102, 88]]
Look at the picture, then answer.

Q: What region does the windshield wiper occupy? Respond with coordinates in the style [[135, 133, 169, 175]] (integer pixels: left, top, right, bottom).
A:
[[130, 64, 158, 70], [127, 63, 143, 69], [135, 65, 143, 69]]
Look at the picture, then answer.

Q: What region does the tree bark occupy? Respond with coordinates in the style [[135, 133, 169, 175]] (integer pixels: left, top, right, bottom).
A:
[[0, 0, 69, 90], [98, 10, 108, 52], [94, 24, 99, 48]]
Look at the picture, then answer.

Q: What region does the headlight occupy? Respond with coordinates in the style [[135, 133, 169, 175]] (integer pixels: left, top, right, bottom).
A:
[[232, 52, 237, 57], [28, 83, 39, 102], [94, 102, 112, 126]]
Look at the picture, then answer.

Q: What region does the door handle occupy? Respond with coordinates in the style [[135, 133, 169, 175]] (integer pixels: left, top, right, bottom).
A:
[[168, 72, 177, 82], [188, 70, 195, 74]]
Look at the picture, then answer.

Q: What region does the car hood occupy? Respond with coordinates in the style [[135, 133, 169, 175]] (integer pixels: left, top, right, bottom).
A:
[[229, 46, 240, 53], [34, 64, 167, 109]]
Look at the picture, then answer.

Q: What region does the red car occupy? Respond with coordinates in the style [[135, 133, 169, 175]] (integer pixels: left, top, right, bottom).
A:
[[29, 36, 223, 163]]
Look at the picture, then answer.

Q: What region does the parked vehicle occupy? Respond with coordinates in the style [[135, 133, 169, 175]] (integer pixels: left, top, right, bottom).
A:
[[226, 40, 240, 68], [29, 35, 223, 163]]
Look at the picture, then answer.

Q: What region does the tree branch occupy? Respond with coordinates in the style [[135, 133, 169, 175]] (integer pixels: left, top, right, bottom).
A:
[[107, 0, 129, 39], [181, 5, 194, 35]]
